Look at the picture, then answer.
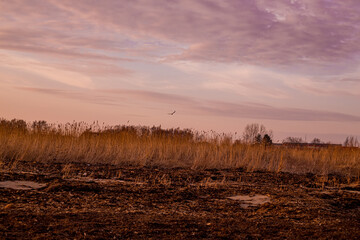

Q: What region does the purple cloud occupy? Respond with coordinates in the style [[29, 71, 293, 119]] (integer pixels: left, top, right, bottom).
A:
[[339, 78, 360, 83], [2, 0, 360, 68], [50, 0, 360, 67]]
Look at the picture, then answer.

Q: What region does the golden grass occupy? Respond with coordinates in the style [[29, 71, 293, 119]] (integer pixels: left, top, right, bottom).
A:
[[0, 119, 359, 177]]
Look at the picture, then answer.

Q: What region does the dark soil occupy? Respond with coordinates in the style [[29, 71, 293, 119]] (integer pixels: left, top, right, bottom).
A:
[[1, 161, 359, 239]]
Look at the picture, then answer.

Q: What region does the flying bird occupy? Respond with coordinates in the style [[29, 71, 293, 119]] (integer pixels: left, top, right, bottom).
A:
[[168, 110, 176, 115]]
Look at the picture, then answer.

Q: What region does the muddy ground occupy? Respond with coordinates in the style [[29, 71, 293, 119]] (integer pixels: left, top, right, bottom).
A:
[[1, 161, 359, 239]]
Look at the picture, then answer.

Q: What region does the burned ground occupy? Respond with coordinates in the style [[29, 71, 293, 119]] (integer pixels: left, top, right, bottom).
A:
[[1, 162, 359, 239]]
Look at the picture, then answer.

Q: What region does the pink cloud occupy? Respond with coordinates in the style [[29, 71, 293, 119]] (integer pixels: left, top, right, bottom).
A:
[[0, 28, 135, 62], [0, 52, 131, 88], [17, 87, 360, 122], [198, 100, 360, 121]]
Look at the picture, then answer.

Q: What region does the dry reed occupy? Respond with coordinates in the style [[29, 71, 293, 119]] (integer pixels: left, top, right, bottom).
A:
[[0, 118, 359, 177]]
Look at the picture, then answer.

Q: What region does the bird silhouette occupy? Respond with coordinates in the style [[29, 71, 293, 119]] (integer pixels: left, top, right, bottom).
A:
[[168, 110, 176, 115]]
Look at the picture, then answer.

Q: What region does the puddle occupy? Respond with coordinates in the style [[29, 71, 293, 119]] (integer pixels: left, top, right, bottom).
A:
[[227, 194, 270, 208], [0, 181, 47, 190]]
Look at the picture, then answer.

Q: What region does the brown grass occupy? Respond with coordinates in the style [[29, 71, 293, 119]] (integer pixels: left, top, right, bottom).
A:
[[0, 118, 359, 177]]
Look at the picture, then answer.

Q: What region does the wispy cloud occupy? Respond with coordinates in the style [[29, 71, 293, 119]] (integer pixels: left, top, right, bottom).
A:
[[2, 0, 360, 141], [46, 0, 360, 68], [17, 87, 360, 122], [101, 89, 196, 106], [2, 0, 359, 69], [2, 0, 360, 93], [168, 61, 290, 99], [16, 87, 123, 107], [197, 100, 360, 121], [0, 26, 142, 61], [0, 52, 94, 89], [338, 78, 360, 83], [288, 74, 360, 98]]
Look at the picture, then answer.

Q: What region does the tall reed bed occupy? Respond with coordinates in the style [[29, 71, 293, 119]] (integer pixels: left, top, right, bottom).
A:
[[0, 118, 359, 176]]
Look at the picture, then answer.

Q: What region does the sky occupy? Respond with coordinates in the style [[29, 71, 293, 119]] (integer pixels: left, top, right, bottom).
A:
[[1, 0, 360, 143]]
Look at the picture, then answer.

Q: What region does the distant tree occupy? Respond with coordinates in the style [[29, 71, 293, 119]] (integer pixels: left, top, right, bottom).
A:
[[283, 136, 304, 144], [242, 123, 273, 144], [311, 138, 322, 144], [344, 136, 359, 147], [262, 134, 273, 146]]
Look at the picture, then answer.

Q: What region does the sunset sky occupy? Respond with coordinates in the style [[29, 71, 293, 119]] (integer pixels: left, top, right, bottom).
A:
[[1, 0, 360, 143]]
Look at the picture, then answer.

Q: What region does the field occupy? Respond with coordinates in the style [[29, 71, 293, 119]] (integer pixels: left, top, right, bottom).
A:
[[1, 119, 360, 176], [1, 119, 360, 238]]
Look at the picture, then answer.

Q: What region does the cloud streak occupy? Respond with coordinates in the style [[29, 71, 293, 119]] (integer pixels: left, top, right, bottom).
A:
[[0, 53, 94, 89], [0, 27, 137, 62], [17, 87, 360, 122], [198, 100, 360, 121]]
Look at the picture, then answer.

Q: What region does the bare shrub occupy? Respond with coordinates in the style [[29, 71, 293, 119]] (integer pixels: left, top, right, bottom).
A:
[[242, 123, 273, 144]]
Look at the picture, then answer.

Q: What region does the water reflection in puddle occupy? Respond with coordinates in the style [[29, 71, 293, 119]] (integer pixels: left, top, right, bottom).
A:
[[227, 194, 270, 208], [0, 181, 47, 190]]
